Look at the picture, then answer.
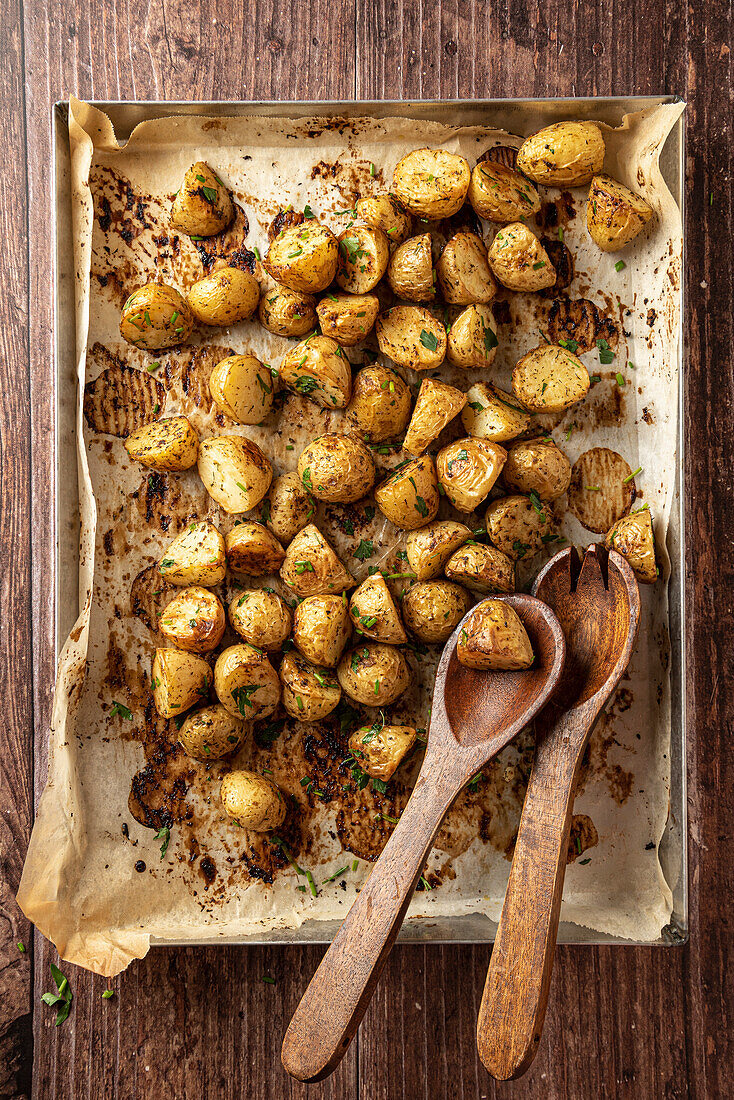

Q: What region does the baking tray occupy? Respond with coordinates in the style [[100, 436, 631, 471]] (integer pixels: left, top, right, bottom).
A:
[[51, 96, 686, 947]]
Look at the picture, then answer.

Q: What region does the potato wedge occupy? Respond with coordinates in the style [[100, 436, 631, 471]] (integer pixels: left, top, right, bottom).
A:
[[120, 283, 194, 350], [567, 447, 635, 533], [280, 652, 341, 721], [437, 231, 497, 305], [349, 573, 407, 644], [406, 520, 472, 581], [178, 704, 246, 762], [280, 523, 354, 597], [457, 600, 534, 670], [461, 382, 533, 442], [293, 594, 352, 667], [392, 148, 471, 219], [446, 305, 499, 370], [228, 588, 292, 651], [604, 507, 657, 584], [152, 648, 212, 720], [170, 162, 234, 237], [488, 224, 556, 292], [355, 194, 413, 247], [375, 306, 447, 371], [587, 174, 654, 252], [402, 581, 472, 644], [503, 438, 572, 501], [197, 435, 272, 513], [264, 472, 316, 545], [187, 267, 259, 326], [278, 334, 351, 408], [387, 233, 435, 302], [512, 344, 589, 413], [436, 438, 506, 512], [374, 455, 440, 530], [298, 433, 376, 504], [225, 522, 286, 575], [316, 292, 380, 346], [220, 770, 286, 831], [445, 542, 515, 594], [467, 160, 541, 223], [337, 643, 410, 706], [214, 643, 281, 721], [403, 379, 467, 456], [208, 354, 274, 424], [345, 365, 412, 442], [258, 282, 317, 337], [485, 494, 558, 560], [265, 222, 339, 293], [336, 225, 390, 294], [158, 521, 226, 587], [348, 723, 416, 781], [516, 122, 605, 186], [159, 587, 226, 653], [124, 416, 199, 472]]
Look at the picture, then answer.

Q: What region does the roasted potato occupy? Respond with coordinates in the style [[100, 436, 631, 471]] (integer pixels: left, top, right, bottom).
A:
[[485, 494, 559, 560], [467, 160, 541, 223], [457, 599, 534, 670], [292, 594, 352, 667], [337, 643, 410, 706], [512, 344, 589, 413], [604, 507, 657, 584], [503, 438, 572, 501], [258, 282, 317, 337], [446, 305, 498, 370], [229, 588, 292, 651], [124, 416, 199, 472], [120, 283, 194, 350], [403, 379, 467, 456], [316, 292, 380, 346], [406, 520, 472, 581], [516, 122, 605, 186], [345, 365, 412, 442], [387, 233, 435, 302], [587, 174, 654, 252], [159, 587, 226, 653], [374, 455, 440, 530], [208, 354, 274, 424], [445, 542, 515, 594], [355, 194, 413, 247], [488, 224, 556, 292], [178, 704, 246, 762], [264, 472, 316, 545], [461, 382, 533, 442], [151, 648, 212, 720], [567, 447, 635, 533], [336, 224, 390, 294], [375, 306, 447, 371], [187, 267, 259, 326], [436, 438, 507, 512], [220, 770, 286, 831], [280, 524, 354, 597], [348, 723, 416, 781], [349, 573, 407, 644], [545, 296, 618, 355], [401, 581, 472, 644], [265, 222, 338, 293], [278, 334, 351, 409], [298, 434, 375, 504], [170, 162, 234, 237], [214, 643, 281, 721], [392, 148, 471, 219], [158, 521, 226, 587], [279, 651, 341, 721], [225, 522, 286, 575], [437, 231, 497, 305], [197, 435, 272, 513]]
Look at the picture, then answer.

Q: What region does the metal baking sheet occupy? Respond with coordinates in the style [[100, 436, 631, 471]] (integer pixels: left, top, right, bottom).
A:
[[52, 96, 686, 947]]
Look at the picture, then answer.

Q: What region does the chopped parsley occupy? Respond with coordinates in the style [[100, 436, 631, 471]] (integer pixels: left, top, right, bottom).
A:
[[109, 701, 133, 720], [597, 338, 614, 365], [353, 539, 375, 562], [419, 329, 439, 353]]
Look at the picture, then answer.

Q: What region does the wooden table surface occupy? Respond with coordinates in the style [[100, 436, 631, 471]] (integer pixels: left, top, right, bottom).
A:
[[2, 1, 732, 1097]]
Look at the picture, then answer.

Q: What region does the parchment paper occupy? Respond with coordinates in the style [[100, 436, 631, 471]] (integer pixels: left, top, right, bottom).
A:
[[18, 98, 684, 976]]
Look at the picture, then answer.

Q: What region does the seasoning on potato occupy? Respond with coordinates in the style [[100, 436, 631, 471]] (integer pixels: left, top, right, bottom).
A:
[[587, 174, 654, 252], [151, 648, 212, 720], [567, 447, 636, 533], [402, 581, 472, 644], [258, 282, 317, 337], [208, 354, 274, 424], [120, 283, 194, 350], [349, 573, 407, 644], [604, 507, 657, 584], [392, 148, 471, 219], [436, 438, 507, 512], [297, 434, 376, 504], [467, 160, 541, 223], [170, 162, 234, 237], [348, 723, 417, 781], [187, 267, 260, 326], [376, 306, 447, 371], [337, 643, 410, 706], [158, 521, 226, 587], [197, 435, 272, 513], [336, 225, 390, 293], [316, 292, 380, 346], [374, 455, 440, 530], [512, 344, 590, 413], [406, 520, 472, 581], [461, 382, 534, 442], [225, 522, 286, 575], [387, 233, 435, 302], [503, 438, 572, 501], [445, 541, 515, 594], [214, 644, 281, 721], [292, 594, 352, 668], [403, 379, 467, 457], [485, 494, 559, 561], [220, 770, 286, 832], [516, 121, 605, 186], [264, 472, 316, 545], [124, 416, 199, 472], [280, 651, 341, 721], [436, 231, 497, 305], [446, 305, 499, 370], [280, 523, 354, 597], [229, 588, 292, 652], [265, 222, 339, 293], [355, 194, 413, 247], [178, 704, 246, 762], [345, 365, 413, 442], [278, 334, 352, 409], [159, 587, 226, 653], [488, 224, 556, 292], [456, 600, 534, 670]]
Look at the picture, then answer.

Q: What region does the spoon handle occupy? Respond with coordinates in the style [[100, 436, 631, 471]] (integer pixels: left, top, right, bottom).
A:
[[476, 712, 586, 1080], [282, 762, 458, 1082]]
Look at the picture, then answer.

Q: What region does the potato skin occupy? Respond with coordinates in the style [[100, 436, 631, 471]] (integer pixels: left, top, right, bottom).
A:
[[187, 267, 259, 326], [445, 542, 515, 594], [516, 122, 605, 186], [265, 472, 315, 545], [392, 148, 471, 219], [387, 233, 435, 302], [258, 283, 317, 337], [209, 355, 274, 424], [349, 573, 407, 644], [293, 594, 352, 667], [503, 438, 572, 501], [278, 335, 351, 409], [348, 724, 416, 781], [355, 194, 413, 247], [265, 222, 338, 293], [457, 600, 534, 670], [228, 589, 292, 652], [436, 231, 497, 305], [375, 306, 447, 371], [124, 416, 199, 471], [587, 174, 654, 252], [337, 643, 410, 706], [214, 644, 281, 720], [468, 160, 541, 223], [158, 521, 227, 587], [403, 379, 467, 457], [280, 524, 354, 597], [197, 435, 272, 513], [345, 365, 412, 443], [120, 283, 194, 350], [159, 587, 226, 653], [436, 438, 507, 512], [402, 581, 472, 644], [316, 292, 380, 346], [178, 704, 246, 762], [446, 305, 498, 370], [279, 651, 341, 721], [512, 344, 589, 413], [298, 434, 376, 504], [170, 162, 234, 237], [604, 508, 657, 584], [225, 522, 286, 575], [336, 225, 390, 294], [488, 224, 556, 292], [406, 520, 472, 581], [461, 382, 533, 442], [374, 455, 440, 531], [220, 770, 286, 831], [152, 648, 212, 720], [485, 494, 558, 560]]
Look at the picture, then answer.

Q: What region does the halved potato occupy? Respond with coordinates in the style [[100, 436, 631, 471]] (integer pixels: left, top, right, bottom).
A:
[[337, 643, 410, 706], [280, 524, 354, 597], [406, 520, 472, 581], [214, 643, 281, 720], [387, 233, 435, 302], [220, 770, 286, 831], [264, 472, 316, 545], [187, 267, 259, 326], [375, 306, 447, 371], [461, 382, 533, 442], [316, 292, 380, 346], [437, 231, 497, 304], [159, 587, 226, 653], [488, 224, 556, 292], [374, 455, 440, 530], [348, 723, 416, 781], [349, 573, 407, 644], [445, 542, 515, 594], [402, 581, 472, 644], [278, 334, 351, 409], [209, 354, 274, 424], [403, 379, 467, 456], [392, 148, 471, 219], [457, 599, 534, 670], [516, 122, 605, 186], [125, 416, 198, 471], [229, 589, 292, 652], [151, 648, 212, 720], [485, 494, 559, 560], [604, 507, 657, 584], [178, 704, 246, 762], [265, 222, 338, 293], [467, 160, 541, 223], [197, 435, 272, 513], [503, 438, 572, 501], [280, 651, 341, 721], [436, 438, 506, 512], [355, 194, 413, 247], [120, 284, 194, 350], [446, 305, 498, 370], [567, 447, 635, 533], [512, 345, 589, 413], [545, 297, 618, 355], [225, 522, 286, 575], [170, 162, 234, 238], [587, 174, 654, 252], [158, 521, 226, 587], [345, 365, 413, 442], [298, 434, 375, 504], [336, 224, 390, 294], [293, 594, 352, 667], [258, 282, 317, 337]]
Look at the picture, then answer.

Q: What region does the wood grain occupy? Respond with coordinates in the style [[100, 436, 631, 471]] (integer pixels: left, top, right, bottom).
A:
[[0, 0, 728, 1097]]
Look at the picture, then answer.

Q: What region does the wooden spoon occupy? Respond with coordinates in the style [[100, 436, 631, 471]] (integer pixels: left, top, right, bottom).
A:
[[281, 593, 566, 1083], [476, 545, 640, 1081]]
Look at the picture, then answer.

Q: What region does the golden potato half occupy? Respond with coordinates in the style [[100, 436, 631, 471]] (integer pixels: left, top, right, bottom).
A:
[[280, 524, 354, 597], [293, 594, 352, 667], [178, 704, 246, 762], [197, 435, 272, 513], [349, 573, 407, 644], [376, 306, 447, 371], [512, 344, 589, 413], [225, 522, 286, 575], [447, 305, 499, 370], [587, 174, 654, 252], [220, 770, 286, 831], [120, 283, 194, 350], [387, 233, 435, 302], [374, 455, 440, 530], [402, 580, 472, 644], [355, 194, 413, 247], [403, 379, 467, 457], [264, 472, 316, 545], [503, 438, 572, 501], [461, 382, 533, 442], [258, 283, 317, 337], [516, 122, 605, 186], [152, 648, 212, 720], [345, 365, 413, 443], [392, 148, 471, 219], [214, 644, 281, 721], [170, 161, 234, 238], [468, 160, 541, 223], [485, 494, 559, 561], [278, 335, 351, 409], [279, 651, 341, 721], [436, 438, 507, 512], [229, 588, 292, 652], [406, 520, 472, 581], [488, 224, 556, 292], [437, 231, 497, 305], [337, 643, 410, 706], [445, 542, 515, 594], [567, 447, 635, 533], [187, 267, 259, 327], [209, 354, 274, 424], [336, 225, 390, 294], [124, 416, 199, 472], [158, 521, 226, 587], [604, 507, 657, 584], [316, 292, 380, 346], [457, 599, 534, 670], [348, 723, 416, 781], [298, 433, 376, 503], [265, 222, 338, 293], [159, 587, 226, 653]]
